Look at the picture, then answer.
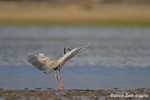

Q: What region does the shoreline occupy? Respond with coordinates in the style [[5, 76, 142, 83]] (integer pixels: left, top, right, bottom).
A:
[[1, 20, 150, 26], [0, 3, 150, 26], [0, 88, 149, 100]]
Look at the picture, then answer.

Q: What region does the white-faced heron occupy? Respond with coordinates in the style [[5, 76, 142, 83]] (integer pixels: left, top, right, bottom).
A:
[[27, 45, 88, 90]]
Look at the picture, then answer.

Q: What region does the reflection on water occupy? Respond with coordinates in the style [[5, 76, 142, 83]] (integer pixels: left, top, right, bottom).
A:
[[0, 26, 150, 89]]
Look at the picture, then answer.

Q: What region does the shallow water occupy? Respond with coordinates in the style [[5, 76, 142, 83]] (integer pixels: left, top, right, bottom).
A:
[[0, 25, 150, 89]]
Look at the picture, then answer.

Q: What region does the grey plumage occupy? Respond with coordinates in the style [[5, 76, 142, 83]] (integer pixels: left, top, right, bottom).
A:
[[27, 45, 89, 90], [27, 53, 57, 73], [27, 45, 87, 74]]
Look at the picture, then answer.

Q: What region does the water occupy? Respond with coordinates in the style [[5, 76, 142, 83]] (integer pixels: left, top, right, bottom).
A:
[[0, 25, 150, 89]]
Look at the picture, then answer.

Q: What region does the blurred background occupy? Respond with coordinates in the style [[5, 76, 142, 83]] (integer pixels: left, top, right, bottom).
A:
[[0, 0, 150, 25], [0, 0, 150, 90]]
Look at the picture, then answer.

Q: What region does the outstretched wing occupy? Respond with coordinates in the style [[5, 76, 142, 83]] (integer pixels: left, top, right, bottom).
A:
[[27, 53, 57, 74], [61, 45, 89, 64]]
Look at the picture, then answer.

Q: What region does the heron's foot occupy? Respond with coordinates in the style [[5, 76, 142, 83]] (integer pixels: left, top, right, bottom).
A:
[[58, 84, 64, 90]]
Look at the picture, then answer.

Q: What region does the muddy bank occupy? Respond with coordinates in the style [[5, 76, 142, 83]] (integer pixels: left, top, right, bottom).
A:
[[0, 88, 149, 100]]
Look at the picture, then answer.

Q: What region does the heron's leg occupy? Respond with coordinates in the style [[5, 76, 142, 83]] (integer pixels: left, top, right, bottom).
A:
[[57, 70, 64, 89], [55, 70, 64, 90]]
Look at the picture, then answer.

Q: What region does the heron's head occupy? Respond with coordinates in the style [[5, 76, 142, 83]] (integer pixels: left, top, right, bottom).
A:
[[64, 47, 71, 54], [65, 47, 69, 50]]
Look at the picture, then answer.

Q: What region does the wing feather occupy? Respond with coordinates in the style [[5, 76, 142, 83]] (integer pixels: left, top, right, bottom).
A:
[[27, 53, 57, 74], [61, 45, 88, 63], [27, 44, 90, 73]]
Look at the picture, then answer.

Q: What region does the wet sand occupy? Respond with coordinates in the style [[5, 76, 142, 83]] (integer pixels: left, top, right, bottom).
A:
[[0, 88, 149, 100]]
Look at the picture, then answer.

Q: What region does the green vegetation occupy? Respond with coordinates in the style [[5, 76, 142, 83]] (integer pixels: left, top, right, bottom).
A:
[[1, 93, 19, 97], [1, 19, 150, 26]]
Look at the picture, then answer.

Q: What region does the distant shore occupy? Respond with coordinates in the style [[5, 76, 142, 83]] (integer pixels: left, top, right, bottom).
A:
[[0, 88, 149, 100], [0, 2, 150, 26]]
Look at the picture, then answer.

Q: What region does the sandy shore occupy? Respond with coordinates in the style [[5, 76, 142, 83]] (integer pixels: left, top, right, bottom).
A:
[[0, 88, 149, 100], [0, 2, 150, 25]]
